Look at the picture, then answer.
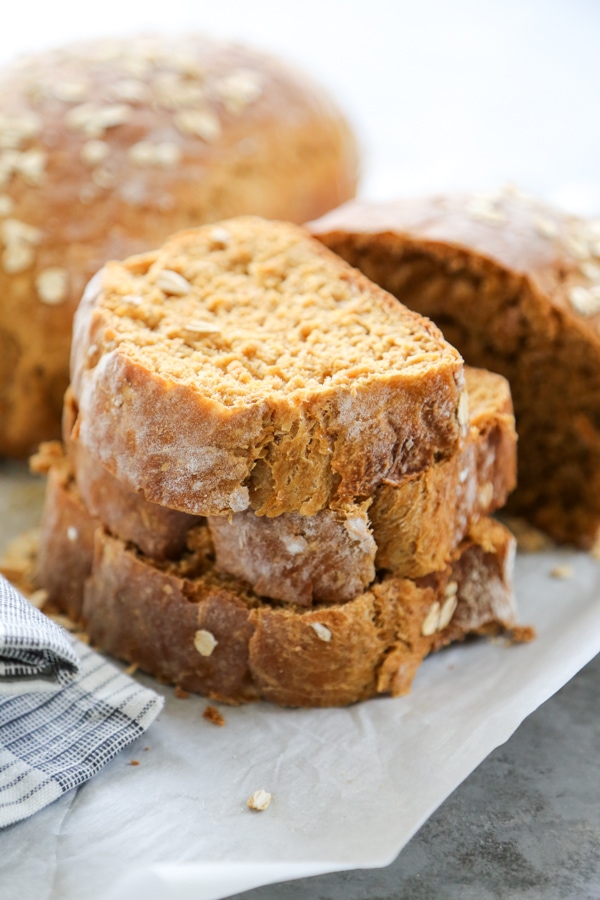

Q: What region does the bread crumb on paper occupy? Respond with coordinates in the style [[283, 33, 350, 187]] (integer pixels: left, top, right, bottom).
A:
[[203, 705, 225, 726], [174, 685, 190, 699], [550, 564, 574, 579]]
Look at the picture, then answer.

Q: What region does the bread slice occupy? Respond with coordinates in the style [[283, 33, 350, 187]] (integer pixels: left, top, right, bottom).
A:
[[35, 461, 519, 707], [311, 190, 600, 546], [69, 217, 464, 517], [209, 367, 516, 602]]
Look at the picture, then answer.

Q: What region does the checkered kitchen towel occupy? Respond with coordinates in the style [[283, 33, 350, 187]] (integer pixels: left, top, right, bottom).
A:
[[0, 575, 163, 827]]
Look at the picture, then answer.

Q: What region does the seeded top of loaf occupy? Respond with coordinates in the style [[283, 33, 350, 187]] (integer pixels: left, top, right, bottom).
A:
[[0, 32, 358, 457], [310, 187, 600, 324], [71, 217, 464, 517]]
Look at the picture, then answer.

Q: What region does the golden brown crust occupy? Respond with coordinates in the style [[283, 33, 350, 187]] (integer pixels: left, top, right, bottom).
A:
[[70, 218, 464, 516], [310, 190, 600, 545], [35, 465, 517, 707], [209, 366, 516, 597], [209, 501, 376, 606], [64, 388, 203, 560], [34, 463, 100, 621], [0, 34, 359, 458]]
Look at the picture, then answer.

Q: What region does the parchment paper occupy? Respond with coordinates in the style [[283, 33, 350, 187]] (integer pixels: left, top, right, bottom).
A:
[[1, 462, 599, 900]]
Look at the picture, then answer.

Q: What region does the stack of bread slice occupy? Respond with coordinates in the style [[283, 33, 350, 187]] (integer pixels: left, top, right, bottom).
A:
[[35, 217, 522, 707]]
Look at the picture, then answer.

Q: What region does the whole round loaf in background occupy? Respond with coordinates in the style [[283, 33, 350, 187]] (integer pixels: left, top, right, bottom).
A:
[[0, 34, 359, 457]]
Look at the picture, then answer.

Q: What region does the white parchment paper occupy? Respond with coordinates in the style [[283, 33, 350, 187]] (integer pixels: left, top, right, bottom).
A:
[[1, 463, 599, 900]]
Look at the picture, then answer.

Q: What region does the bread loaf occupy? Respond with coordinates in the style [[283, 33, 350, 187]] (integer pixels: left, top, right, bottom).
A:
[[69, 217, 465, 517], [311, 190, 600, 546], [0, 34, 359, 458], [35, 461, 518, 707]]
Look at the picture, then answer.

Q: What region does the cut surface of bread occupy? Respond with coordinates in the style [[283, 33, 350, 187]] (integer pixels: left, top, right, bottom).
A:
[[35, 463, 519, 707], [311, 190, 600, 546], [70, 217, 464, 517]]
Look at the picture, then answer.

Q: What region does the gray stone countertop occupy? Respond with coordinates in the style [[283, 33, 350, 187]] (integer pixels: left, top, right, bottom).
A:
[[228, 653, 600, 900]]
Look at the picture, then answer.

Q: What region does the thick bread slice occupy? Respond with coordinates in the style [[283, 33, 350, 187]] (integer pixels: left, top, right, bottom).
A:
[[311, 190, 600, 546], [84, 520, 518, 707], [69, 217, 464, 517], [35, 465, 518, 707], [209, 367, 516, 601]]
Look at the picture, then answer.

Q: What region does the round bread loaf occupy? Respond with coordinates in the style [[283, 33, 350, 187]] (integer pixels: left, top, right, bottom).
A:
[[0, 34, 359, 457]]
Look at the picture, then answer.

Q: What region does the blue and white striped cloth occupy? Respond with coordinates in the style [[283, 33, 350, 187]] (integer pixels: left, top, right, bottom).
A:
[[0, 575, 163, 827], [0, 573, 79, 690]]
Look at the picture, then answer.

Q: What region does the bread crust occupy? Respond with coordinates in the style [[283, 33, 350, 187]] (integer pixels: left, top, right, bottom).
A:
[[371, 366, 516, 574], [208, 501, 377, 606], [70, 219, 464, 516], [34, 462, 100, 621], [310, 191, 600, 545], [87, 520, 517, 707], [0, 34, 359, 458], [64, 387, 202, 559], [35, 464, 517, 707]]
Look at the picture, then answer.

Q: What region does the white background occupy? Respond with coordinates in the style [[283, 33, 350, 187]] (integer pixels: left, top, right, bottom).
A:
[[2, 0, 599, 214]]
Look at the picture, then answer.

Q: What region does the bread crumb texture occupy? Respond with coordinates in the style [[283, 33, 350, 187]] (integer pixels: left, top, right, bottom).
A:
[[72, 217, 464, 516]]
